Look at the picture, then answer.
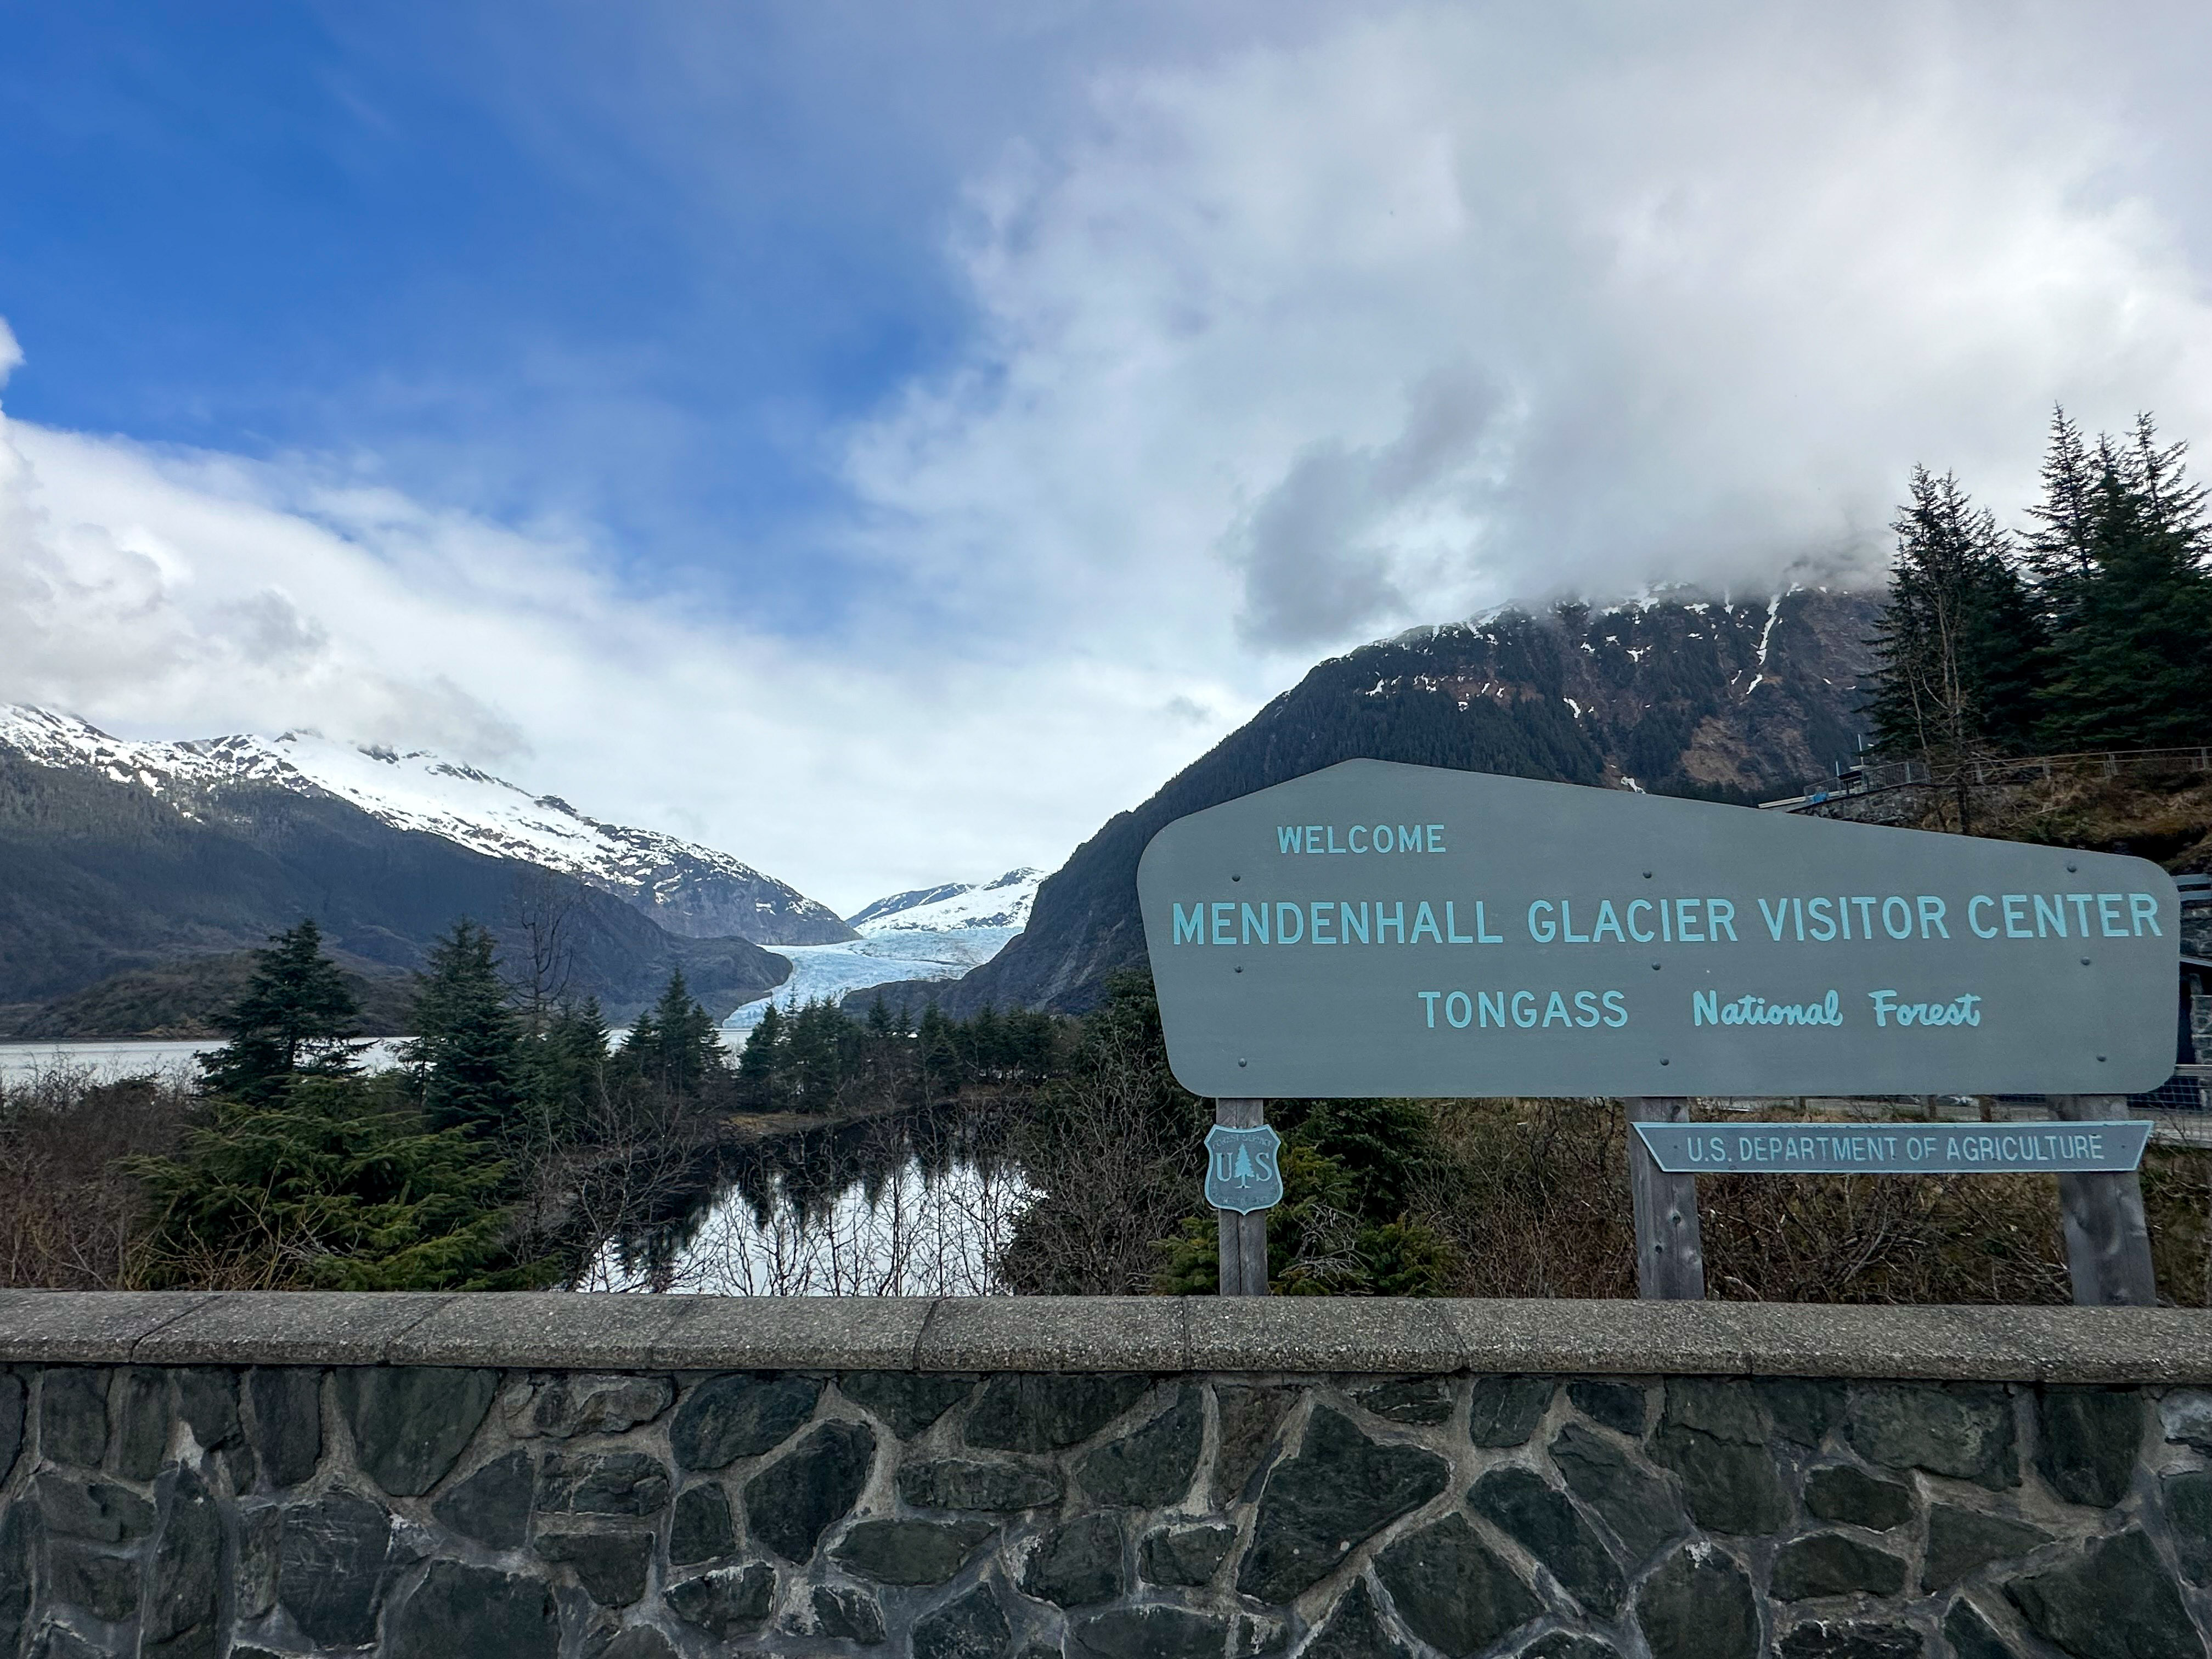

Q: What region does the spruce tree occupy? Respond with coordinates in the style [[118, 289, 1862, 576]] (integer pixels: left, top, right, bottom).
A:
[[1864, 468, 2045, 823], [2033, 414, 2212, 748], [781, 1000, 847, 1113], [198, 919, 362, 1105], [620, 969, 728, 1098], [736, 1003, 786, 1110], [404, 919, 525, 1140]]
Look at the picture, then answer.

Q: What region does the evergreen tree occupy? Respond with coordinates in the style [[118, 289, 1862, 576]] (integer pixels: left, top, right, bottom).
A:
[[198, 919, 362, 1105], [2022, 407, 2102, 630], [918, 1004, 961, 1098], [132, 1074, 515, 1290], [736, 1003, 786, 1110], [782, 999, 848, 1113], [521, 998, 611, 1142], [1864, 469, 2045, 823], [2033, 414, 2212, 748], [404, 919, 525, 1140], [619, 970, 728, 1098]]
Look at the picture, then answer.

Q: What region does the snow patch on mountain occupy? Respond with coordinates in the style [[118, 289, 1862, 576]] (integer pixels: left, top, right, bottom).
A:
[[850, 868, 1042, 934], [0, 704, 853, 945]]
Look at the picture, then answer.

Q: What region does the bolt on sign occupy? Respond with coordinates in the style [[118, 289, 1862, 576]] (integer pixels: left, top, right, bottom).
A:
[[1137, 760, 2179, 1101]]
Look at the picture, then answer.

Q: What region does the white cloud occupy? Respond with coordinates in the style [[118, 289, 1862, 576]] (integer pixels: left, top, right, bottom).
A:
[[0, 404, 1231, 911], [843, 2, 2212, 656]]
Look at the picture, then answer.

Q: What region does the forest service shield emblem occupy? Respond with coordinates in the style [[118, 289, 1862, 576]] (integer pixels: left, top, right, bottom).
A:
[[1204, 1124, 1283, 1214]]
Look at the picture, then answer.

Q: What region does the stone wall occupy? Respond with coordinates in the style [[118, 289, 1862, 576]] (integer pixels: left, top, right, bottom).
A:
[[4, 1293, 2212, 1657]]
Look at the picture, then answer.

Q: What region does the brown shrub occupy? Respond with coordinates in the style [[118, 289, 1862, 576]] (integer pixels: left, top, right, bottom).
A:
[[1405, 1098, 2212, 1305], [0, 1064, 192, 1288]]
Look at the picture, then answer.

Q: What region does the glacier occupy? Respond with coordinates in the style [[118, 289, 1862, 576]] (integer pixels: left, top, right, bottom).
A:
[[724, 868, 1043, 1033]]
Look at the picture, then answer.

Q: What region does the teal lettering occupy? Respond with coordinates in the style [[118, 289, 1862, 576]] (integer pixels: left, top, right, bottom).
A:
[[1808, 896, 1836, 941], [1477, 902, 1504, 943], [1445, 902, 1474, 944], [1707, 898, 1737, 941], [1528, 900, 1556, 943], [1511, 991, 1537, 1028], [2131, 891, 2162, 935], [1694, 989, 1718, 1025], [1917, 894, 1949, 938], [1311, 901, 1336, 945], [1479, 991, 1507, 1027], [1574, 990, 1600, 1027], [2099, 893, 2126, 936], [1276, 902, 1305, 944], [1627, 899, 1655, 942], [1601, 991, 1627, 1026], [1340, 902, 1369, 944], [1241, 902, 1270, 945], [1173, 904, 1203, 945], [1412, 902, 1443, 944], [1562, 901, 1590, 943], [2034, 894, 2067, 938], [1377, 902, 1406, 943], [1277, 825, 1300, 854], [1593, 900, 1626, 943], [1757, 898, 1788, 941], [1543, 991, 1572, 1027], [1211, 902, 1235, 945]]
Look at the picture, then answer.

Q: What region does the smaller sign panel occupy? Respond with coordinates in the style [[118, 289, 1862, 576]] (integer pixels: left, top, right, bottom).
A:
[[1632, 1120, 2150, 1175], [1204, 1124, 1284, 1213]]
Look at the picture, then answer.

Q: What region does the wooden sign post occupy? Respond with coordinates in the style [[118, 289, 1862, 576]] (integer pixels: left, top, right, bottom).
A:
[[1624, 1097, 1705, 1300], [2053, 1094, 2158, 1305], [1211, 1097, 1273, 1295]]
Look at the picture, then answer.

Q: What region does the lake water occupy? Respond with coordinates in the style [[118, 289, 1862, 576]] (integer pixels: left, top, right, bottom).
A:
[[578, 1105, 1035, 1296], [0, 1037, 416, 1087]]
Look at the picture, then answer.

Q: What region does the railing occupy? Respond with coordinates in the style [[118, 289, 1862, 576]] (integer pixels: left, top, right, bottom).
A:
[[1762, 746, 2212, 810]]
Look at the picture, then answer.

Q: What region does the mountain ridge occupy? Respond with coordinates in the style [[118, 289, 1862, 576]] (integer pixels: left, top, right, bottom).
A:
[[0, 739, 789, 1030], [851, 587, 1878, 1017], [0, 706, 853, 946]]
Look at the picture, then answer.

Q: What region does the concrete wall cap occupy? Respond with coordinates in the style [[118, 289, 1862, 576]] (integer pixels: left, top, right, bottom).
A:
[[4, 1293, 2212, 1381]]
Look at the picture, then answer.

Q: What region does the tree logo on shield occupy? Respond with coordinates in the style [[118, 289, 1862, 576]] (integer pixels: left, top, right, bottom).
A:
[[1204, 1124, 1283, 1214]]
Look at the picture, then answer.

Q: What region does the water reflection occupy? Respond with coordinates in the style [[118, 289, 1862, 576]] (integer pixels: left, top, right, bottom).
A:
[[578, 1104, 1036, 1296]]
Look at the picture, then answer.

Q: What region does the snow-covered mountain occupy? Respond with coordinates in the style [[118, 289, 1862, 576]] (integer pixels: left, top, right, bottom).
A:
[[849, 868, 1042, 935], [0, 705, 853, 945]]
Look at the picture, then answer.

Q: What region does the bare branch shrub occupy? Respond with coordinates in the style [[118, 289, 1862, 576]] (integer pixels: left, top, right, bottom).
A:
[[1415, 1098, 2083, 1304], [0, 1063, 191, 1289], [997, 1024, 1200, 1296]]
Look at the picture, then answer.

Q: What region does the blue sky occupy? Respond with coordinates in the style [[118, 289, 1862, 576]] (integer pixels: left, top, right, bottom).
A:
[[4, 3, 2212, 907]]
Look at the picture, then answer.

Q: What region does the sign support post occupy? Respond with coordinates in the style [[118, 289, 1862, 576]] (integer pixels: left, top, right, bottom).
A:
[[2053, 1095, 2158, 1306], [1214, 1097, 1271, 1296], [1624, 1098, 1705, 1300]]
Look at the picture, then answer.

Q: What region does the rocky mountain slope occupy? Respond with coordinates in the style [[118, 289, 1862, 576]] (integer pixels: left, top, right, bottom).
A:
[[0, 707, 852, 945], [0, 744, 788, 1030], [864, 588, 1878, 1016]]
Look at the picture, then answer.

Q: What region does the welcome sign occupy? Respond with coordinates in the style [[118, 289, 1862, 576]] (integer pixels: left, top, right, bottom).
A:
[[1137, 760, 2178, 1099]]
